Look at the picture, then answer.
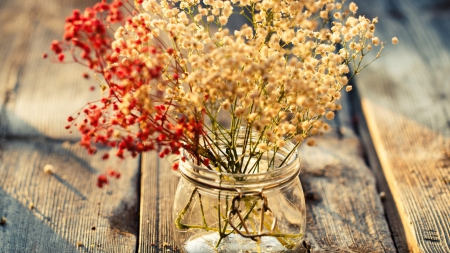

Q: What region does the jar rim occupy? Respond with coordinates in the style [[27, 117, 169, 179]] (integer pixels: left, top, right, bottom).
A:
[[179, 146, 300, 177], [178, 141, 301, 192]]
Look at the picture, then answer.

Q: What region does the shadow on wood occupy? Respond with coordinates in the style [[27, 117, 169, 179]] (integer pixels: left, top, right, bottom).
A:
[[0, 188, 78, 252], [0, 139, 139, 252]]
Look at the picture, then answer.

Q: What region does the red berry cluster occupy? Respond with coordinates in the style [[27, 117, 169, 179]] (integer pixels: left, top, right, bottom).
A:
[[96, 168, 120, 188], [50, 0, 124, 67], [49, 0, 206, 186]]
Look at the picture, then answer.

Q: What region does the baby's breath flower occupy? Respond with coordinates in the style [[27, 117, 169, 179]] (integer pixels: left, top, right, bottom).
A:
[[344, 33, 352, 42], [339, 65, 350, 75], [276, 139, 286, 148], [257, 143, 269, 152], [333, 12, 342, 20], [349, 2, 358, 14], [294, 135, 304, 142], [219, 16, 228, 26], [43, 164, 54, 174], [325, 111, 335, 120], [50, 0, 394, 175], [372, 37, 380, 46], [307, 139, 317, 147], [392, 37, 399, 45], [235, 107, 246, 118]]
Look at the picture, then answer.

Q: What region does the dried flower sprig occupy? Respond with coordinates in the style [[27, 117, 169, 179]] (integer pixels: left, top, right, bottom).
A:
[[49, 0, 396, 181]]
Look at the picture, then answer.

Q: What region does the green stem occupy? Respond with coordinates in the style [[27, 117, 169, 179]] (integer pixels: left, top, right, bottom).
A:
[[198, 192, 208, 228], [278, 141, 301, 168], [216, 191, 224, 248], [175, 189, 303, 250], [175, 188, 198, 230]]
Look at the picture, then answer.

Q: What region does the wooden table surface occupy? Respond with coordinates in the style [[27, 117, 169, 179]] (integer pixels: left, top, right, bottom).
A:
[[0, 0, 449, 252]]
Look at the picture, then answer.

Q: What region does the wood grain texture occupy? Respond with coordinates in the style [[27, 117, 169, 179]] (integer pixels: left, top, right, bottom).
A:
[[139, 93, 396, 253], [0, 0, 103, 140], [351, 88, 410, 253], [296, 92, 398, 252], [299, 130, 396, 252], [353, 0, 450, 251], [0, 1, 142, 252], [139, 152, 180, 253], [0, 140, 139, 252]]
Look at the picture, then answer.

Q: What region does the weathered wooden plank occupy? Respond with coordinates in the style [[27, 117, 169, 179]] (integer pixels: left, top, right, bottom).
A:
[[299, 92, 396, 252], [0, 0, 102, 140], [353, 0, 450, 251], [139, 152, 180, 253], [299, 131, 395, 253], [351, 89, 410, 253], [0, 139, 139, 252], [139, 92, 396, 252]]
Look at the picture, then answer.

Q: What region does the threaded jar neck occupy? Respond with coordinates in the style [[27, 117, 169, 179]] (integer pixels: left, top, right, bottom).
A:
[[179, 141, 301, 194]]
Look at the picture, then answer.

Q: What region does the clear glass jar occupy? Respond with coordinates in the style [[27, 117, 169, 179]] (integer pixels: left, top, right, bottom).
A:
[[173, 138, 306, 253]]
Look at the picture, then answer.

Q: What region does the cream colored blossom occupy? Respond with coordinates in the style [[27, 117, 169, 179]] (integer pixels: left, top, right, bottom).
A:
[[372, 37, 380, 46], [257, 142, 269, 152], [325, 111, 335, 120], [307, 139, 316, 146], [101, 0, 391, 163], [392, 37, 399, 45], [349, 2, 358, 14]]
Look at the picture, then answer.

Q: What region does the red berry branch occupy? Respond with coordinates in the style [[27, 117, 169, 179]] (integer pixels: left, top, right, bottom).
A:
[[48, 0, 205, 187]]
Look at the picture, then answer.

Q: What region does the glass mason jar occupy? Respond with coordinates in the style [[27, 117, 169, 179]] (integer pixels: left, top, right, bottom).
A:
[[172, 137, 306, 253]]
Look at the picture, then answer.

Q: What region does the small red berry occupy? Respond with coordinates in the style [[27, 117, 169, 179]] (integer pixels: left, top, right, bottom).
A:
[[50, 40, 62, 54], [108, 169, 116, 177], [97, 174, 108, 188], [166, 48, 174, 55], [163, 148, 170, 155], [42, 53, 48, 59], [203, 158, 210, 167], [58, 53, 65, 62]]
